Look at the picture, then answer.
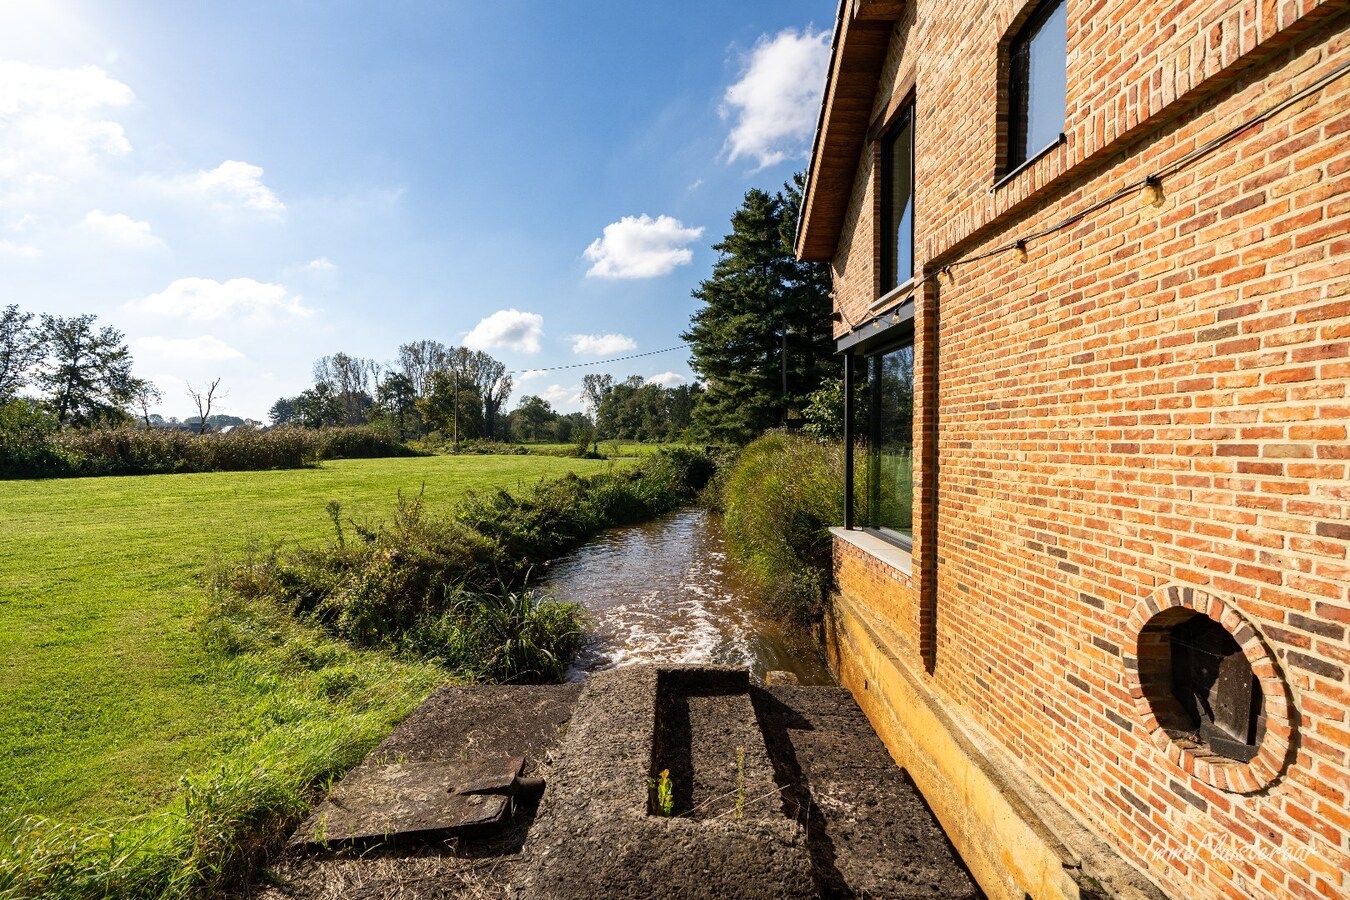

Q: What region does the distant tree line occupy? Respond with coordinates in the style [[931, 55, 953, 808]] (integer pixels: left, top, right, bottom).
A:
[[268, 342, 515, 444]]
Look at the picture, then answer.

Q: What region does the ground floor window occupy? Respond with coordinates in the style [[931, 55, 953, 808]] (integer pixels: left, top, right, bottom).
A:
[[864, 341, 914, 546]]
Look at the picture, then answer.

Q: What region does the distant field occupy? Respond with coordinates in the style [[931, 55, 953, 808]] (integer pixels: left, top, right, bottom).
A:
[[0, 454, 623, 820]]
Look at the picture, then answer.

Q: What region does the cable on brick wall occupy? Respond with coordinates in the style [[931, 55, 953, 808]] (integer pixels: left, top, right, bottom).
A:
[[933, 58, 1350, 285]]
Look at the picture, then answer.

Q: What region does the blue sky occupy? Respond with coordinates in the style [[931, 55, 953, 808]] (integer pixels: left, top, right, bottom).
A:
[[0, 1, 832, 419]]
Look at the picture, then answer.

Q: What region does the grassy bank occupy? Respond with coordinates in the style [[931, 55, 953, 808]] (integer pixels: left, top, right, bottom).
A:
[[0, 454, 622, 821]]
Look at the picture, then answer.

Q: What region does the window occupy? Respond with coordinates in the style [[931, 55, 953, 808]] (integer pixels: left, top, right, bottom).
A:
[[880, 104, 915, 293], [865, 340, 914, 545], [1007, 0, 1067, 171]]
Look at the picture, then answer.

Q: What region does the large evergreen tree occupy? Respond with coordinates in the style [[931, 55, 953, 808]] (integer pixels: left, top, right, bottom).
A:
[[683, 174, 837, 444]]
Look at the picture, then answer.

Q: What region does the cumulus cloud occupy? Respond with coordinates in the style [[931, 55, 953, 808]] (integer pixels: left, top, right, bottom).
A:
[[0, 240, 40, 259], [518, 369, 546, 382], [647, 371, 687, 387], [539, 383, 584, 410], [571, 333, 637, 356], [463, 308, 544, 354], [304, 256, 336, 273], [722, 28, 830, 170], [171, 160, 285, 216], [0, 60, 134, 196], [127, 277, 313, 323], [136, 335, 243, 361], [583, 214, 703, 279], [80, 210, 164, 249]]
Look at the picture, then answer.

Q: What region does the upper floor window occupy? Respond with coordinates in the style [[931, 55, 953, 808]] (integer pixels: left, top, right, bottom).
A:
[[880, 103, 914, 293], [1007, 0, 1067, 171]]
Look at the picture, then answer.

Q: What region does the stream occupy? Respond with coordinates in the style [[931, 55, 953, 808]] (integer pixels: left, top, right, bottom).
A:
[[539, 508, 834, 685]]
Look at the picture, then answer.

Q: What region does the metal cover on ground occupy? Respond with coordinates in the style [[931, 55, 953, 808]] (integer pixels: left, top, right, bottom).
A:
[[291, 756, 524, 847]]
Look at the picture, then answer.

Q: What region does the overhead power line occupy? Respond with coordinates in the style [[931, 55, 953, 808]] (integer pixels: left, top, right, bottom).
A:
[[508, 344, 689, 376]]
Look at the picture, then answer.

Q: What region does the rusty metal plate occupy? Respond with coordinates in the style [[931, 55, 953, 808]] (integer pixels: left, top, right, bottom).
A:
[[290, 756, 524, 848]]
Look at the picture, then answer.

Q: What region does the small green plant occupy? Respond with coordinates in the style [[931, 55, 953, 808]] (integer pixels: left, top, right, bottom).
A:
[[649, 769, 674, 817]]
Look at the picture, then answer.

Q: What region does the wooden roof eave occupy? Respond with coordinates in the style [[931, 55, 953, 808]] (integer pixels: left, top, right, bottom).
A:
[[795, 0, 905, 263]]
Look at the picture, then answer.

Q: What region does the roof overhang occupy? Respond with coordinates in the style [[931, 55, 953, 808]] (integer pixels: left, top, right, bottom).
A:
[[795, 0, 905, 262]]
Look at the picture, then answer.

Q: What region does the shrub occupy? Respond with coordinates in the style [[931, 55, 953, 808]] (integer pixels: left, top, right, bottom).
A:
[[720, 431, 843, 622], [1, 425, 417, 480]]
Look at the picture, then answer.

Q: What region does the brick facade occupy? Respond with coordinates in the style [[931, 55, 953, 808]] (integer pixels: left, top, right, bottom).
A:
[[799, 1, 1349, 898]]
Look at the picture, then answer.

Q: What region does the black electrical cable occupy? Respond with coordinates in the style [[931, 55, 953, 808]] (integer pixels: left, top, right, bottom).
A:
[[507, 344, 688, 376]]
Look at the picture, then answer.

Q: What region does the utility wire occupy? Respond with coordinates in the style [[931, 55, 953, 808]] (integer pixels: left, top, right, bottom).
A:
[[938, 59, 1350, 280], [507, 344, 689, 376]]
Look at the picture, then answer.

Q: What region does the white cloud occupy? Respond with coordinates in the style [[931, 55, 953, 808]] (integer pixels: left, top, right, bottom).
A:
[[583, 214, 703, 279], [571, 333, 637, 356], [518, 369, 546, 382], [539, 383, 584, 411], [463, 308, 544, 354], [136, 335, 243, 361], [722, 28, 830, 170], [171, 160, 285, 216], [80, 210, 164, 249], [0, 240, 40, 258], [127, 277, 313, 323], [0, 60, 134, 197], [648, 371, 687, 387], [304, 256, 336, 273]]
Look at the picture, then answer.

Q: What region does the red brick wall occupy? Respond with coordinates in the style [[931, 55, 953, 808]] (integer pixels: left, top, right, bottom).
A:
[[825, 1, 1350, 897]]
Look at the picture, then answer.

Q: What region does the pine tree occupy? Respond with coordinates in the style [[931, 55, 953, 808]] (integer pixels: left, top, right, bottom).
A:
[[683, 174, 838, 444]]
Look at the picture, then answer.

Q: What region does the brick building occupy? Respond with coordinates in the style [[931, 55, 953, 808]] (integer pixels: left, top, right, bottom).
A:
[[795, 1, 1349, 898]]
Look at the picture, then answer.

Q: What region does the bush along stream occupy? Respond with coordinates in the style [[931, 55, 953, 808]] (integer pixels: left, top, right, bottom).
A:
[[0, 449, 715, 900]]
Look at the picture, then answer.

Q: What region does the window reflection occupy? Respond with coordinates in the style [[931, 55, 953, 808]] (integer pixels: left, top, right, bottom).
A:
[[867, 343, 914, 542], [1008, 0, 1067, 169]]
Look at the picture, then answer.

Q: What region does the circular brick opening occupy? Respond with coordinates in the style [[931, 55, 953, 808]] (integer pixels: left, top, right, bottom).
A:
[[1122, 586, 1293, 793]]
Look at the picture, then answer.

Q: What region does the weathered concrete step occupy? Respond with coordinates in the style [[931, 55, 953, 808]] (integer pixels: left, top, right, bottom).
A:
[[518, 666, 978, 899]]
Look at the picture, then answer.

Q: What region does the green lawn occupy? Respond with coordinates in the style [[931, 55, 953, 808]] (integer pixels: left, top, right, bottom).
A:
[[0, 454, 620, 821]]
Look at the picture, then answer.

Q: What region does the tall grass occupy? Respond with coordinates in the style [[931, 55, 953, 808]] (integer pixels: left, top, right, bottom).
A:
[[218, 448, 716, 676], [720, 431, 843, 622], [0, 597, 442, 900], [2, 426, 414, 480]]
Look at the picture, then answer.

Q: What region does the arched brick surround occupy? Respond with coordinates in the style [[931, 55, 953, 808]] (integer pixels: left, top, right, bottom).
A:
[[1121, 585, 1295, 794]]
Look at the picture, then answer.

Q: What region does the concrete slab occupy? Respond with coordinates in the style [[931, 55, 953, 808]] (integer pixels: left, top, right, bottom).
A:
[[290, 758, 520, 848]]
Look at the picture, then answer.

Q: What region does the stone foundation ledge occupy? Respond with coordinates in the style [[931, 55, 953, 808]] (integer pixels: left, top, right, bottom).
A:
[[824, 590, 1168, 900]]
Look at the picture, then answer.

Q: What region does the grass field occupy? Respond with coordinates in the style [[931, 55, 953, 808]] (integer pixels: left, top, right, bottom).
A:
[[0, 454, 622, 822]]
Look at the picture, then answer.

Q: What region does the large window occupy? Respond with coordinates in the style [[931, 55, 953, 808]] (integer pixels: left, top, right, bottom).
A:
[[866, 341, 914, 545], [880, 104, 915, 293], [1007, 0, 1067, 171]]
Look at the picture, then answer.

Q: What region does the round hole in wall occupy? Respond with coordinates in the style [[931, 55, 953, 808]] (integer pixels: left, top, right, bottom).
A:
[[1122, 586, 1293, 793], [1136, 609, 1264, 763]]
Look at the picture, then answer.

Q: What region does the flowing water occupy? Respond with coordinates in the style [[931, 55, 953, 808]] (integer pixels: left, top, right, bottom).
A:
[[539, 507, 834, 685]]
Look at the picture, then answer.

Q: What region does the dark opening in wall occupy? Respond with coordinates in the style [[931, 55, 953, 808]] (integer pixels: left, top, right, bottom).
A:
[[1139, 610, 1266, 763]]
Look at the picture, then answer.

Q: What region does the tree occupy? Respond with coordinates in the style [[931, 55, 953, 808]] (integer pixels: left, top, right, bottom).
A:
[[313, 352, 379, 425], [683, 174, 839, 443], [268, 396, 298, 426], [0, 305, 45, 403], [36, 314, 142, 428], [444, 347, 512, 439], [397, 340, 449, 399], [581, 373, 614, 419], [294, 383, 345, 429], [133, 381, 163, 429], [511, 395, 557, 442], [417, 369, 484, 445], [187, 378, 224, 434], [374, 372, 420, 440]]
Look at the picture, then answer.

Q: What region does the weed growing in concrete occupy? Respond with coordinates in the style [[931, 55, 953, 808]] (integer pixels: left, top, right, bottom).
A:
[[649, 769, 675, 817]]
